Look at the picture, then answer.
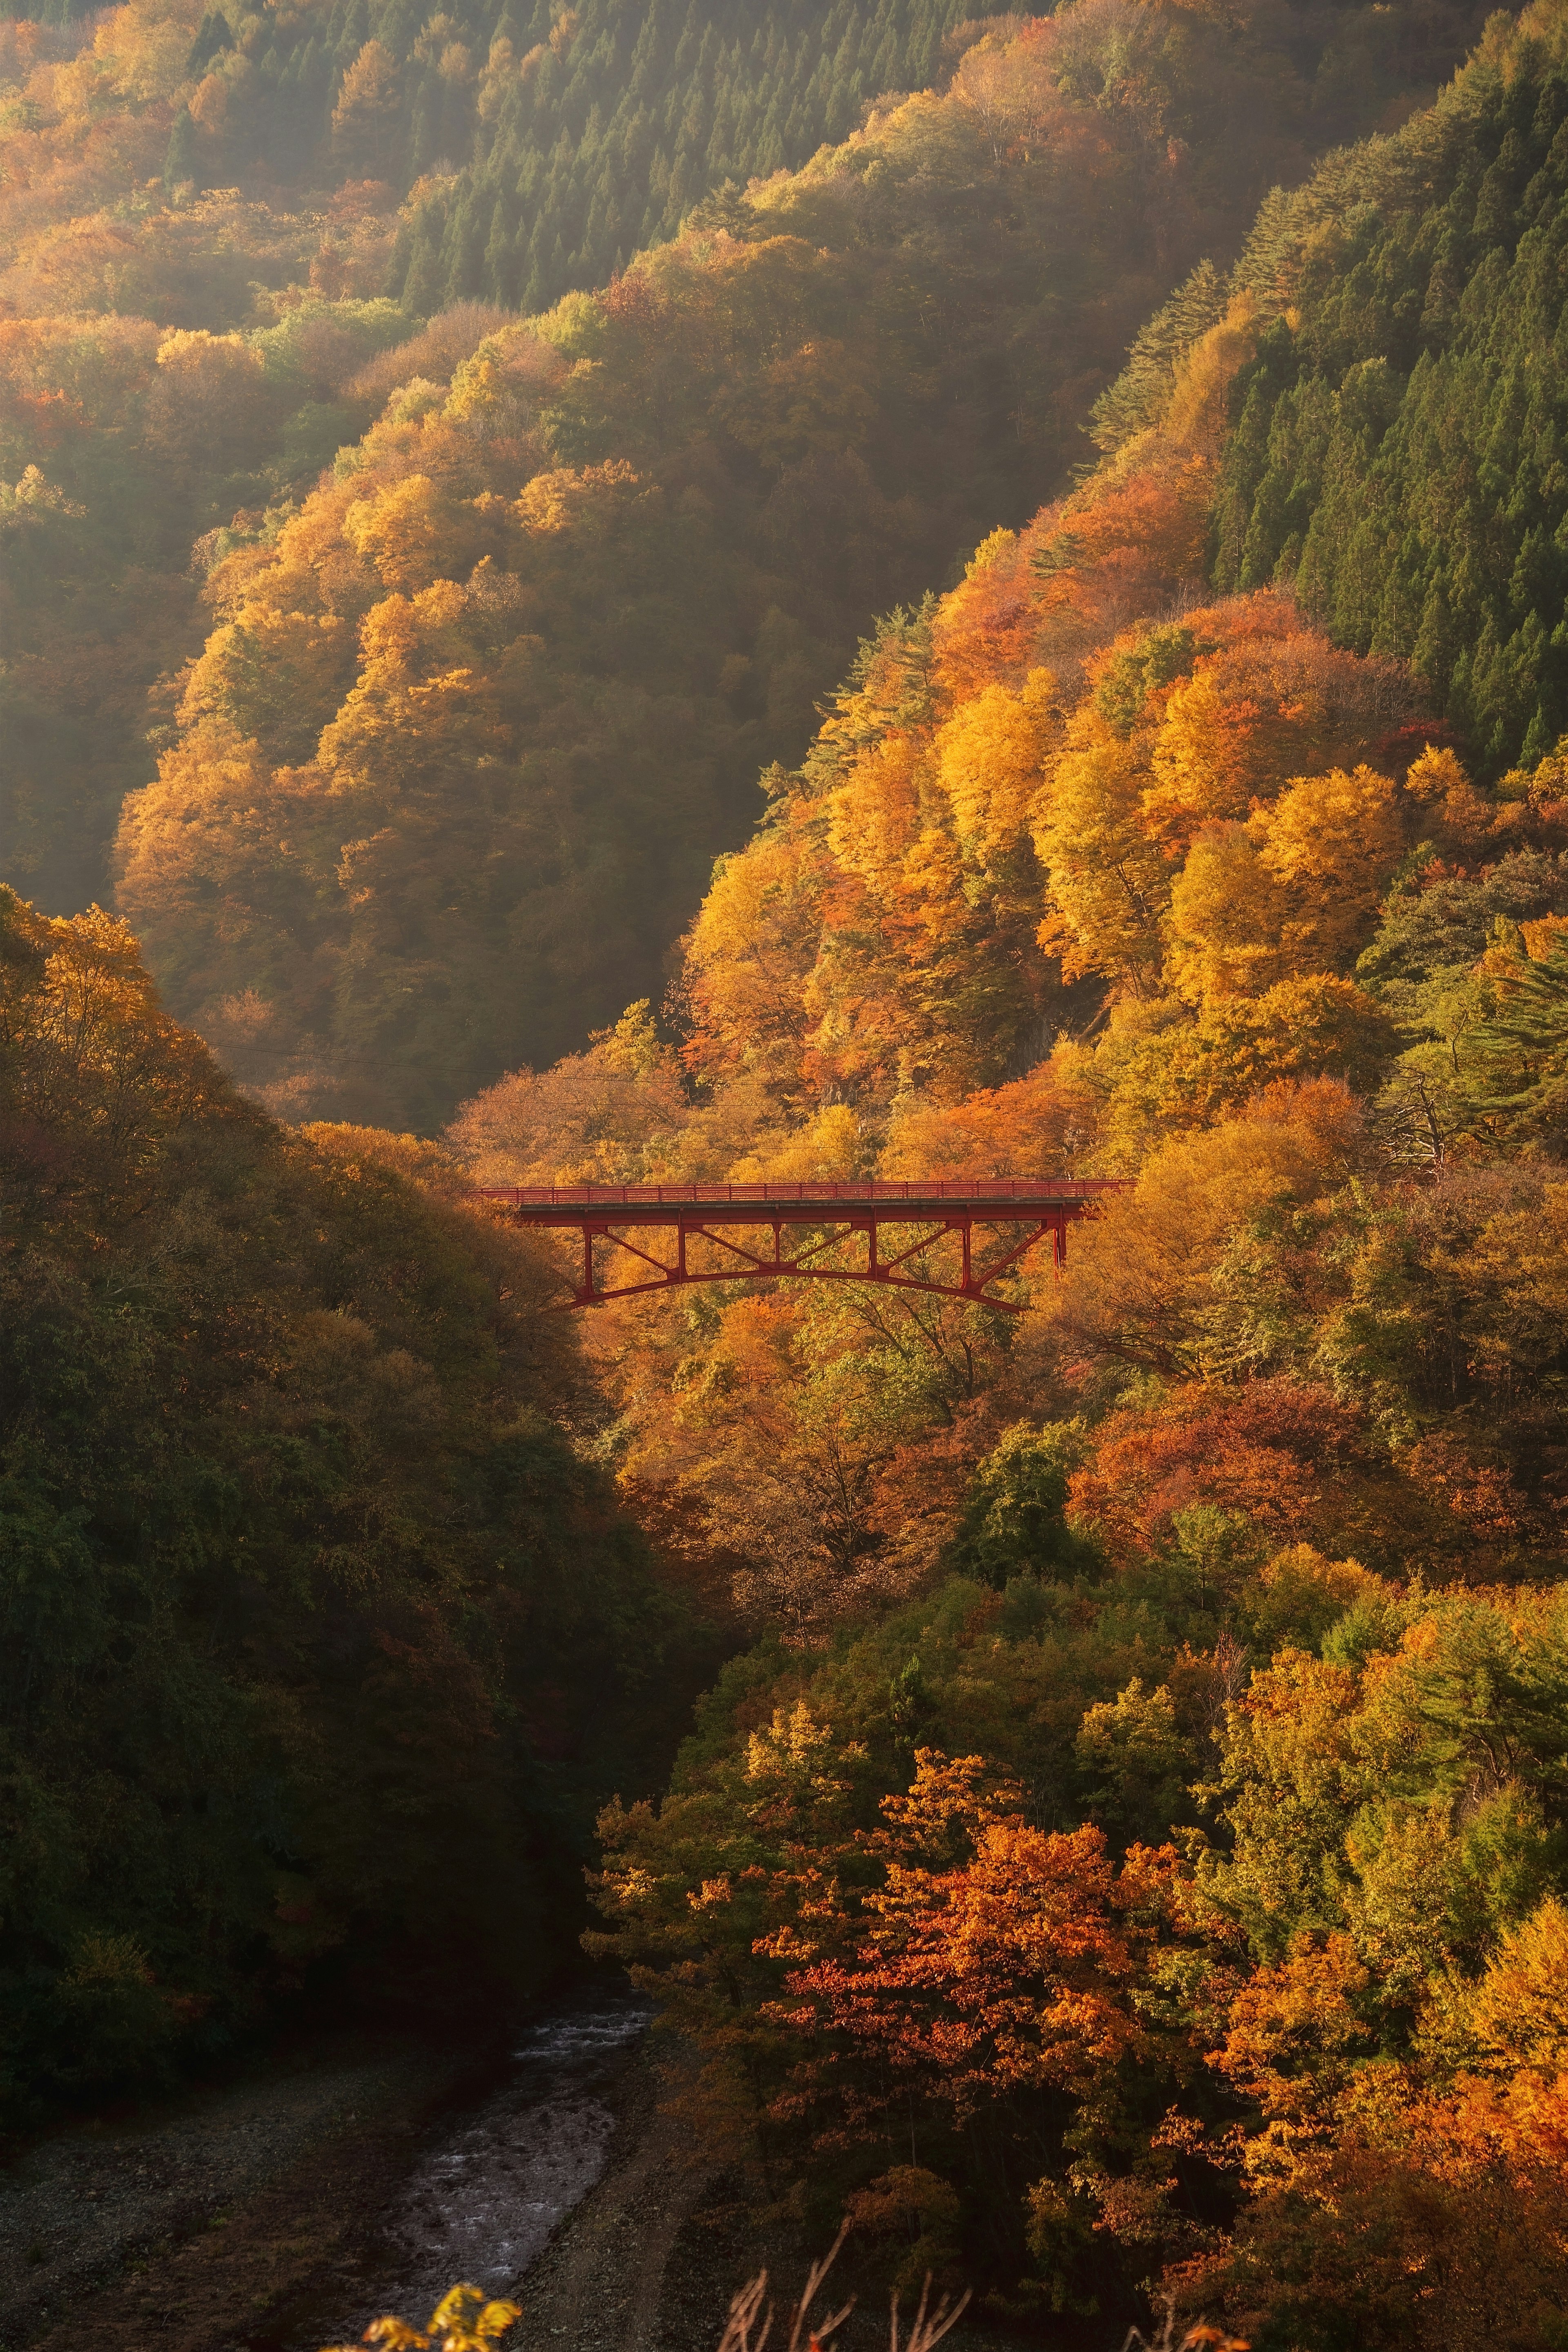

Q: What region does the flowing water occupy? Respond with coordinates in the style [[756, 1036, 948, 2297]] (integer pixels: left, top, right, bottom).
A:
[[272, 1990, 652, 2349]]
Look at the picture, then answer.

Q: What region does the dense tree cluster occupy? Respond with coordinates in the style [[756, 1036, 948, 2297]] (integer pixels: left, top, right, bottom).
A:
[[555, 935, 1568, 2334], [119, 3, 1381, 1127], [1209, 1, 1568, 772], [0, 885, 717, 2109], [0, 0, 1488, 326], [426, 20, 1568, 2339], [452, 241, 1564, 1186], [391, 0, 987, 315], [447, 365, 1568, 1622], [2, 0, 1493, 1069], [593, 1548, 1568, 2340], [388, 0, 1489, 316], [0, 288, 450, 911]]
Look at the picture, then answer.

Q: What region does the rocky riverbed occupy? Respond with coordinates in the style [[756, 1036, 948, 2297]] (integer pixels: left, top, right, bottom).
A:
[[0, 1987, 1005, 2352], [0, 1987, 706, 2352]]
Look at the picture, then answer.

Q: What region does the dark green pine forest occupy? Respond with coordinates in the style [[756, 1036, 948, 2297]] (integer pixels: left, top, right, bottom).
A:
[[1212, 28, 1568, 770], [166, 0, 1009, 313], [392, 0, 995, 315]]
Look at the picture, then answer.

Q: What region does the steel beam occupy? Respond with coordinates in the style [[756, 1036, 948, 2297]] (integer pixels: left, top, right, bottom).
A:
[[480, 1179, 1126, 1312]]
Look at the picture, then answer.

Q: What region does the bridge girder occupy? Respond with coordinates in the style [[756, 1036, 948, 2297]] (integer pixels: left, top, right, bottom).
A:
[[479, 1181, 1124, 1311]]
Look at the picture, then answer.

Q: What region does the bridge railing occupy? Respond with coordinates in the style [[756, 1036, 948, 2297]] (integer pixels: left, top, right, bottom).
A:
[[479, 1178, 1125, 1209]]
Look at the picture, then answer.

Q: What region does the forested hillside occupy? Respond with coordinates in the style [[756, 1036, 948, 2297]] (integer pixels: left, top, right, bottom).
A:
[[0, 0, 990, 314], [2, 0, 1008, 928], [391, 0, 989, 312], [9, 0, 1568, 2341], [0, 883, 718, 2108], [113, 0, 1318, 1130], [3, 0, 1491, 1101], [388, 0, 1483, 315], [448, 0, 1568, 1657], [1210, 4, 1568, 771], [436, 7, 1568, 2338]]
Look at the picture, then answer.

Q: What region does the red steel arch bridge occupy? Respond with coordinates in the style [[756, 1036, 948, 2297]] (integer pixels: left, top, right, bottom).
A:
[[480, 1178, 1127, 1311]]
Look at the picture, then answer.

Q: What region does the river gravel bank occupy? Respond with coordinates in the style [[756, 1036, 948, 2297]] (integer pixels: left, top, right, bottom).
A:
[[0, 1991, 1013, 2352], [0, 2034, 481, 2352], [0, 1988, 658, 2352]]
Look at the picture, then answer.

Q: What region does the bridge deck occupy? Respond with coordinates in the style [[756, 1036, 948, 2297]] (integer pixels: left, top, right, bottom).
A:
[[481, 1178, 1123, 1225]]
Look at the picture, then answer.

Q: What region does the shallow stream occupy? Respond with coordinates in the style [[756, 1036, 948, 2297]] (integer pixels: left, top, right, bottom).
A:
[[269, 1989, 652, 2349]]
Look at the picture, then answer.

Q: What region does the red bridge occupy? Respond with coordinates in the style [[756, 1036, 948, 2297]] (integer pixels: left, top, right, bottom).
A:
[[480, 1178, 1127, 1310]]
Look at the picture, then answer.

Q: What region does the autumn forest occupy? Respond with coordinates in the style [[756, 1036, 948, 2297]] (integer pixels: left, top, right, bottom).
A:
[[3, 0, 1568, 2341]]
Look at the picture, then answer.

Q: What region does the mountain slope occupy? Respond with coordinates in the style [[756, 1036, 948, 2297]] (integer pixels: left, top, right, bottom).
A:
[[1209, 0, 1568, 769], [116, 2, 1381, 1128], [427, 30, 1568, 2336], [435, 0, 1568, 1659], [0, 882, 714, 2109]]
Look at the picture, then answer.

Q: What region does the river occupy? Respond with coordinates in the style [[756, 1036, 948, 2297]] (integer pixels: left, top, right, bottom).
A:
[[264, 1991, 654, 2350], [4, 1981, 725, 2352], [7, 1986, 991, 2352]]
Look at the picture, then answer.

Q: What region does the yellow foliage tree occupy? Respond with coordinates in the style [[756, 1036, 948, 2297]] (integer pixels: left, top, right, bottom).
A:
[[1034, 716, 1169, 993], [1403, 742, 1497, 858], [178, 604, 356, 767], [1164, 821, 1288, 1002], [144, 329, 275, 476], [932, 671, 1058, 869], [680, 824, 824, 1107], [1250, 764, 1406, 973], [330, 39, 403, 178], [1042, 1084, 1364, 1375], [344, 474, 480, 596]]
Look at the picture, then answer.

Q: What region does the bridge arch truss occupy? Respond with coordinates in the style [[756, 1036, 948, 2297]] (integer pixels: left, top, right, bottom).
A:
[[480, 1180, 1125, 1311]]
